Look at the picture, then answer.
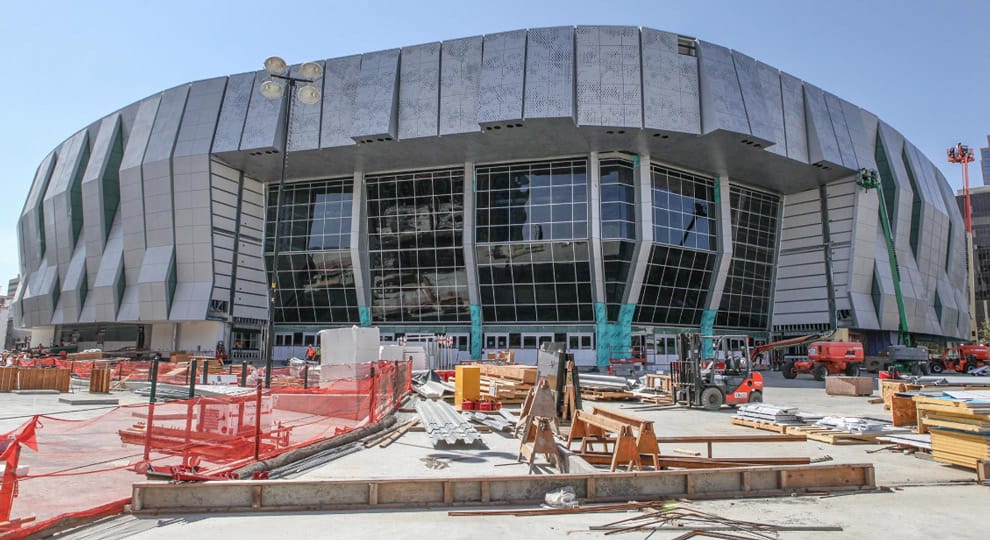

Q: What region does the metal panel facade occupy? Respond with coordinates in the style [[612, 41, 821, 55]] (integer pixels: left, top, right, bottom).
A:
[[641, 28, 700, 134], [576, 26, 641, 128], [398, 43, 441, 139], [320, 55, 361, 148], [478, 30, 526, 124], [697, 41, 750, 136], [13, 25, 971, 347], [350, 49, 400, 141], [439, 37, 482, 136], [732, 52, 785, 155], [524, 26, 575, 119]]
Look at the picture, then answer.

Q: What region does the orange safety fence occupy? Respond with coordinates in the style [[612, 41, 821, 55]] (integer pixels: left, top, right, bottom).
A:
[[0, 360, 411, 539], [5, 357, 351, 389]]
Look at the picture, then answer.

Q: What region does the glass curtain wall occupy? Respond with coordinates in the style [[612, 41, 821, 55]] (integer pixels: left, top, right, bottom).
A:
[[264, 180, 359, 324], [716, 185, 781, 329], [475, 159, 594, 323], [600, 157, 636, 321], [367, 168, 469, 322], [636, 164, 717, 326]]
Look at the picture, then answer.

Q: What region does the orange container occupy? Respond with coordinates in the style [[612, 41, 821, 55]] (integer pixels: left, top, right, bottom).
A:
[[461, 399, 476, 411]]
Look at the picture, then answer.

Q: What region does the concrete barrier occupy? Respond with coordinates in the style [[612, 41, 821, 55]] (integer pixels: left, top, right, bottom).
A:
[[132, 462, 875, 513]]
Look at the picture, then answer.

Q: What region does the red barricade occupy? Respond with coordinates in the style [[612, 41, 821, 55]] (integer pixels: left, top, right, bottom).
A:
[[0, 360, 411, 539]]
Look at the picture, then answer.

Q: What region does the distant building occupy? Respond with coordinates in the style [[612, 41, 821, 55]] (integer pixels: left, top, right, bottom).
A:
[[961, 186, 990, 328], [982, 136, 990, 186], [4, 276, 30, 350]]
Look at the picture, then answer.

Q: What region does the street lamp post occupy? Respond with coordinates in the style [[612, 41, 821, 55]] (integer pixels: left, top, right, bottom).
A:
[[260, 56, 323, 388]]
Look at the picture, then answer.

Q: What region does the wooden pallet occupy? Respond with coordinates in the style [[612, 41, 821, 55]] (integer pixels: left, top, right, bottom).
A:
[[581, 390, 635, 401], [637, 394, 674, 405], [785, 425, 882, 445], [730, 416, 794, 434]]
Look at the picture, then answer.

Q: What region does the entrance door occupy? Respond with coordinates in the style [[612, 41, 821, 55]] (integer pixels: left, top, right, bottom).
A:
[[516, 333, 553, 364], [484, 333, 508, 351]]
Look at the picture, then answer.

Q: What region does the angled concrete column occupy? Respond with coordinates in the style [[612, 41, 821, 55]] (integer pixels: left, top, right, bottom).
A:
[[589, 153, 606, 305], [350, 172, 371, 326], [462, 162, 482, 359], [623, 154, 655, 305], [702, 175, 733, 354], [589, 153, 610, 367]]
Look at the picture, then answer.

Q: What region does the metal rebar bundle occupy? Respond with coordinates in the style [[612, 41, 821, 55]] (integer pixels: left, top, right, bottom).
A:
[[592, 503, 842, 538]]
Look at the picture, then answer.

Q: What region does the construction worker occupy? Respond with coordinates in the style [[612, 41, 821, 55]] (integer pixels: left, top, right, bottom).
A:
[[306, 344, 316, 363], [315, 345, 322, 363]]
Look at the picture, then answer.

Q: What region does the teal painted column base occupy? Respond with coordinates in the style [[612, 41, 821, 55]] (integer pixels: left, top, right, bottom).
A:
[[616, 303, 635, 352], [594, 303, 610, 368], [470, 304, 483, 360], [700, 309, 716, 359], [594, 303, 637, 369], [358, 306, 372, 327]]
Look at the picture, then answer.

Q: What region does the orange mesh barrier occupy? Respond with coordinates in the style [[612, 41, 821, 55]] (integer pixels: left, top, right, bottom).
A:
[[0, 360, 411, 539]]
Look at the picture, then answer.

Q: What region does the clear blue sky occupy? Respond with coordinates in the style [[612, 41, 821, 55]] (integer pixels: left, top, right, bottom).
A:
[[1, 0, 987, 296]]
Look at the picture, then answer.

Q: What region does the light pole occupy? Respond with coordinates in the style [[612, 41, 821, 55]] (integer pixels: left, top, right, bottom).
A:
[[260, 56, 323, 388]]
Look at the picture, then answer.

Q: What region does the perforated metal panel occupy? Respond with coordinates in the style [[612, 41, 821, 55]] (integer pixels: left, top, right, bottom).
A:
[[398, 43, 440, 139], [524, 26, 574, 120], [478, 30, 526, 124], [576, 26, 641, 127]]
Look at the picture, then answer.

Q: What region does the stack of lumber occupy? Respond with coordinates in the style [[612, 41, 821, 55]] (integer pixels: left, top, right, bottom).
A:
[[731, 403, 805, 433], [484, 350, 515, 363], [914, 391, 990, 469], [880, 380, 922, 411], [477, 364, 536, 403], [786, 416, 909, 445]]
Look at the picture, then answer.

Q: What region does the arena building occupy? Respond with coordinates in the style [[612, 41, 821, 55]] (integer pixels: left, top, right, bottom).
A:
[[14, 25, 970, 366]]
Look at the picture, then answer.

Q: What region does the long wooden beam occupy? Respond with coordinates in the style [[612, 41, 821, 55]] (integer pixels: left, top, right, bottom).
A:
[[655, 435, 807, 443], [132, 463, 875, 514], [580, 454, 811, 468]]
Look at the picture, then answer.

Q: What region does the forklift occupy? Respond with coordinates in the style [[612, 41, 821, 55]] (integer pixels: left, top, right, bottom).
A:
[[671, 333, 764, 411]]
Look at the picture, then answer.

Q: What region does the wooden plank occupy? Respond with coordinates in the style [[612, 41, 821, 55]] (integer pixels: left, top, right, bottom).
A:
[[921, 417, 990, 433], [914, 395, 984, 408], [730, 417, 794, 434], [656, 435, 807, 444], [916, 403, 990, 417], [785, 426, 882, 445], [478, 364, 538, 385]]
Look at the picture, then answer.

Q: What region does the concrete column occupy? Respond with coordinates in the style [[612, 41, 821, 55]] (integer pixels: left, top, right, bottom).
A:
[[350, 171, 372, 326], [589, 153, 611, 367], [702, 175, 733, 355], [704, 175, 734, 313], [462, 162, 483, 359], [622, 154, 654, 305], [588, 152, 606, 304]]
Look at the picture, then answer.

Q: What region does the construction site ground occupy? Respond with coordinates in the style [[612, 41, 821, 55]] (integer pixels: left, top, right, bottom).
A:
[[12, 372, 987, 539]]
